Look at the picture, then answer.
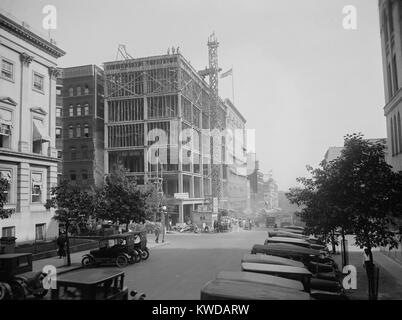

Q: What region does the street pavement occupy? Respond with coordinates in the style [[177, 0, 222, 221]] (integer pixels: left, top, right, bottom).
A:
[[124, 229, 267, 300], [32, 229, 402, 300]]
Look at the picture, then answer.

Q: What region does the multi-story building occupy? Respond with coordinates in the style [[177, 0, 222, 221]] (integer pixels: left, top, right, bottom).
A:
[[263, 174, 279, 211], [56, 65, 105, 188], [0, 10, 65, 242], [104, 53, 212, 225], [222, 98, 248, 213], [379, 0, 402, 172], [247, 153, 265, 213]]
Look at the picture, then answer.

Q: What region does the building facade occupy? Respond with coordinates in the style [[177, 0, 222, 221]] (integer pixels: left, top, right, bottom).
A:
[[104, 54, 212, 225], [222, 98, 248, 213], [0, 11, 65, 242], [379, 0, 402, 172], [56, 65, 105, 188]]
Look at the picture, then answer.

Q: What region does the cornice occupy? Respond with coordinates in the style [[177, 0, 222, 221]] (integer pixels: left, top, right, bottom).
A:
[[0, 13, 65, 59]]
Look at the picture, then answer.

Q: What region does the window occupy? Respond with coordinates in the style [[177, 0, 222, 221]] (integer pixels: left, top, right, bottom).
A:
[[56, 107, 62, 118], [31, 172, 43, 203], [81, 169, 88, 181], [388, 63, 393, 98], [77, 86, 82, 96], [32, 118, 49, 154], [84, 124, 89, 137], [77, 105, 82, 116], [33, 72, 44, 92], [69, 87, 74, 96], [395, 115, 400, 154], [398, 112, 402, 153], [35, 224, 46, 241], [0, 169, 12, 204], [56, 88, 62, 95], [68, 125, 73, 138], [81, 145, 88, 159], [70, 147, 77, 160], [1, 59, 14, 81], [0, 109, 12, 149], [84, 104, 89, 116], [69, 105, 74, 117], [70, 171, 77, 181], [392, 55, 399, 93], [391, 117, 395, 156], [57, 150, 62, 159], [2, 226, 15, 238], [76, 124, 81, 138], [84, 85, 89, 95], [56, 127, 62, 139]]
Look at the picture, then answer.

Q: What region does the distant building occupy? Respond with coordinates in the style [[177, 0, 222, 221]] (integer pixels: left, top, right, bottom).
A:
[[247, 153, 265, 212], [378, 0, 402, 172], [263, 174, 278, 211], [324, 139, 388, 163], [0, 10, 65, 242], [222, 98, 248, 214], [56, 65, 105, 188]]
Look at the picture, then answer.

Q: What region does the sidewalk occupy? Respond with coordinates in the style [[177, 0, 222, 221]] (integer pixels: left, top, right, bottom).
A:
[[32, 240, 169, 273], [333, 249, 402, 300]]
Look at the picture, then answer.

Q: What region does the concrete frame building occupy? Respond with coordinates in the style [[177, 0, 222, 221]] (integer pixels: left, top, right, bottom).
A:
[[103, 53, 213, 225], [379, 0, 402, 172], [0, 10, 65, 242], [56, 65, 105, 188]]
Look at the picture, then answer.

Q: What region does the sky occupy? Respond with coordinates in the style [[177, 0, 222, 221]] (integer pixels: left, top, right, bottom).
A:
[[1, 0, 386, 191]]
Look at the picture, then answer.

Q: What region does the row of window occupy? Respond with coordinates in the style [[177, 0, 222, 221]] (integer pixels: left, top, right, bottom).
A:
[[67, 85, 90, 97], [1, 169, 45, 204], [1, 108, 49, 155], [69, 145, 90, 160], [58, 104, 90, 118], [2, 224, 47, 241], [67, 124, 90, 138], [390, 111, 402, 156], [69, 169, 90, 182], [1, 58, 45, 92]]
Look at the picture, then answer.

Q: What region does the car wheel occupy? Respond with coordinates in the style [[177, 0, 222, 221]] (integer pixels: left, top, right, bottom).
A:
[[81, 256, 94, 268], [9, 279, 26, 300], [33, 273, 48, 298], [116, 255, 129, 268], [141, 249, 150, 261], [0, 282, 12, 300]]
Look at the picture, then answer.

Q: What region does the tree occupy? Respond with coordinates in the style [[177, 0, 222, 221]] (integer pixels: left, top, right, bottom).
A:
[[287, 133, 402, 299], [0, 176, 14, 220], [44, 180, 96, 266], [96, 169, 148, 231], [141, 182, 162, 222]]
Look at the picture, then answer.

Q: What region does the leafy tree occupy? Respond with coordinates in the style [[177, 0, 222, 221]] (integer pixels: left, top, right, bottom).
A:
[[287, 133, 402, 299], [44, 180, 96, 265], [95, 169, 148, 231], [0, 176, 14, 220], [141, 182, 162, 222]]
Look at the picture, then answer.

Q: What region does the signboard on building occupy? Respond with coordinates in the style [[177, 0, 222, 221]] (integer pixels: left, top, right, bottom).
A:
[[174, 193, 189, 200]]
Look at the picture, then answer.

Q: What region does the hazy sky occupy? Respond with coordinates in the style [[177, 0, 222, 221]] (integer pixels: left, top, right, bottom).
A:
[[1, 0, 386, 191]]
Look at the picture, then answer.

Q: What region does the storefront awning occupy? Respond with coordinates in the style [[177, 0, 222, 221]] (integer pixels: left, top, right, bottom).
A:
[[33, 119, 51, 142]]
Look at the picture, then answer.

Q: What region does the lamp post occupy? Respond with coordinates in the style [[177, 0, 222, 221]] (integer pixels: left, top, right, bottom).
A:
[[162, 205, 167, 243]]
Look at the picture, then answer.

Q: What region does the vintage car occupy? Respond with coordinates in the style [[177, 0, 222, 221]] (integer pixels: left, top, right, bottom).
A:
[[50, 268, 145, 300], [241, 253, 305, 268], [200, 279, 311, 300], [268, 230, 307, 239], [241, 262, 313, 292], [215, 271, 305, 291], [0, 253, 48, 300], [274, 228, 305, 235], [81, 232, 149, 268], [264, 237, 328, 251]]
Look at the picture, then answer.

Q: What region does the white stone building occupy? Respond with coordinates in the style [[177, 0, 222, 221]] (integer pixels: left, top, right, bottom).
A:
[[0, 10, 65, 243]]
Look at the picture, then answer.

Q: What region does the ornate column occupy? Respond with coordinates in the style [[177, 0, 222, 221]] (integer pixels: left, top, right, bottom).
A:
[[48, 67, 60, 158], [18, 52, 34, 153]]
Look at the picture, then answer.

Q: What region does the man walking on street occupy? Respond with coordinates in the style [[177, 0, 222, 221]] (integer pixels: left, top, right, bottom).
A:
[[154, 223, 161, 243]]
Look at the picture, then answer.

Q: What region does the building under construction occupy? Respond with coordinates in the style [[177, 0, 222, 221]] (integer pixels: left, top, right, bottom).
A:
[[104, 53, 215, 224]]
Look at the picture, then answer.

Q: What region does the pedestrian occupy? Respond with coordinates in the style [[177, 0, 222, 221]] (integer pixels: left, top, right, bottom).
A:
[[202, 222, 206, 233], [363, 248, 375, 299], [56, 232, 66, 259], [155, 223, 160, 243]]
